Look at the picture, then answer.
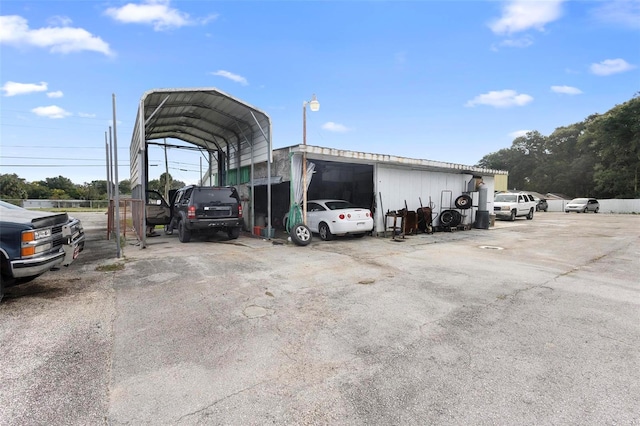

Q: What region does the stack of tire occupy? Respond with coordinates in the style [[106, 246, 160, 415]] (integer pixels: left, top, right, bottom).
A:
[[438, 194, 472, 228]]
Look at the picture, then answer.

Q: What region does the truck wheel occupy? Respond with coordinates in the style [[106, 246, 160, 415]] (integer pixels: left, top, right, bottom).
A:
[[290, 224, 311, 246], [510, 210, 516, 221], [594, 207, 599, 213], [526, 208, 534, 220], [454, 195, 472, 209], [440, 210, 455, 226], [178, 221, 191, 243]]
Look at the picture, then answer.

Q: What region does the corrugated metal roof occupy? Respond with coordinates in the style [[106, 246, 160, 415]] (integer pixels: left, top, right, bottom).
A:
[[130, 87, 271, 187], [288, 144, 508, 175]]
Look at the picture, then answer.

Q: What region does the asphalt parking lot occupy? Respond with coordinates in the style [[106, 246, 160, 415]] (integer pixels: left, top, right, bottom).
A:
[[1, 211, 639, 425]]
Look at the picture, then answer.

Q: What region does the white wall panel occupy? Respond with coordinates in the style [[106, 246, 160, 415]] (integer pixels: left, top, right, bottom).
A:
[[374, 165, 495, 235]]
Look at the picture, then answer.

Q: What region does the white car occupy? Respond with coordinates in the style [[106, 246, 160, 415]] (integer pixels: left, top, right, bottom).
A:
[[565, 198, 600, 213], [284, 199, 373, 241]]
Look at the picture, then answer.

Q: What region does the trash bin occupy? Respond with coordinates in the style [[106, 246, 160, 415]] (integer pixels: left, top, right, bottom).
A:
[[474, 210, 490, 229]]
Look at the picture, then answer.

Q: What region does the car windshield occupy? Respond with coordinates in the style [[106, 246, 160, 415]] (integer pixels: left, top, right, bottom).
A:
[[0, 200, 23, 210], [570, 198, 588, 203], [494, 194, 517, 202], [324, 200, 356, 210]]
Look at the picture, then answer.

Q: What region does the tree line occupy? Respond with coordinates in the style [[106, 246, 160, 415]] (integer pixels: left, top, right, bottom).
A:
[[2, 95, 638, 201], [0, 172, 185, 201], [477, 94, 639, 199]]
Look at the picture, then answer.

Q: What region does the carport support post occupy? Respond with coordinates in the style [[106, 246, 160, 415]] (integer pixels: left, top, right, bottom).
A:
[[249, 110, 272, 239], [138, 98, 147, 249], [112, 94, 121, 258]]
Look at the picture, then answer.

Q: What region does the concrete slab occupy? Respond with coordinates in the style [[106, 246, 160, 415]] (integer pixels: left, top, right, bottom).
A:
[[1, 211, 638, 424]]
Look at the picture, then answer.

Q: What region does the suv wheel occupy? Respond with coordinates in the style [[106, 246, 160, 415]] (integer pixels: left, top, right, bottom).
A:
[[510, 210, 516, 221], [526, 208, 534, 220], [178, 221, 191, 243], [227, 227, 240, 240]]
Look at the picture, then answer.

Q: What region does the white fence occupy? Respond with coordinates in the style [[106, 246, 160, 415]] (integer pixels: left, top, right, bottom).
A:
[[547, 199, 640, 214], [6, 199, 110, 209]]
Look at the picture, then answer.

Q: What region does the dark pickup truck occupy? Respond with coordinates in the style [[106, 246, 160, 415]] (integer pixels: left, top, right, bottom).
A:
[[0, 200, 85, 301]]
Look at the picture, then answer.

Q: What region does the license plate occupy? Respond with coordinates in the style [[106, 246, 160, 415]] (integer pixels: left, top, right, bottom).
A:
[[357, 222, 365, 225]]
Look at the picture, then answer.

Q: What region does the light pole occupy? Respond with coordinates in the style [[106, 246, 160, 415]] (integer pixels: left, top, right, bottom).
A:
[[302, 94, 319, 224]]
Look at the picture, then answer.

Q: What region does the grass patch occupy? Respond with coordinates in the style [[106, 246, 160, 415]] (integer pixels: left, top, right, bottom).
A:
[[96, 262, 125, 272]]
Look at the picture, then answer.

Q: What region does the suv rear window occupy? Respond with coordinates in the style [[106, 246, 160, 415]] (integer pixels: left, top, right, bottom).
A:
[[192, 187, 238, 204]]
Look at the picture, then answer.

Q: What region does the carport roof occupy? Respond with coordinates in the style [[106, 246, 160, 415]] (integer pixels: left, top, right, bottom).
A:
[[137, 87, 270, 150], [130, 87, 271, 186]]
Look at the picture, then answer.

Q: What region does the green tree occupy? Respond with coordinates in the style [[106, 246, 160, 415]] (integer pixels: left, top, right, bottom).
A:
[[40, 176, 81, 199], [587, 96, 640, 198], [118, 179, 131, 195], [0, 173, 28, 199], [25, 181, 52, 199], [50, 188, 70, 200]]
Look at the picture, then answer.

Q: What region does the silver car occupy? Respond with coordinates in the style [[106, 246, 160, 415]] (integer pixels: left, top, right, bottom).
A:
[[565, 198, 600, 213]]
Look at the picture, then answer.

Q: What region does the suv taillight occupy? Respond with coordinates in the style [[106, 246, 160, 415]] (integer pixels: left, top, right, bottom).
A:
[[188, 205, 196, 219], [238, 204, 243, 218]]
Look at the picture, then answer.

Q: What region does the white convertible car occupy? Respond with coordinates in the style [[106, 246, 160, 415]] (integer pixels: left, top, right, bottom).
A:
[[284, 199, 374, 241]]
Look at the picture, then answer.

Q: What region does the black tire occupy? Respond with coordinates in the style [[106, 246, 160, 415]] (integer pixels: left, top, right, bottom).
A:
[[319, 222, 334, 241], [582, 207, 587, 213], [227, 227, 240, 239], [352, 233, 366, 238], [594, 207, 599, 213], [451, 210, 462, 227], [440, 210, 455, 227], [454, 194, 472, 209], [510, 210, 516, 221], [178, 221, 191, 243], [526, 208, 534, 220], [290, 224, 312, 246]]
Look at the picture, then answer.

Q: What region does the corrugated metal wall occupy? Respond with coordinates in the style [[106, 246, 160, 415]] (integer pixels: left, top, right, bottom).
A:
[[374, 164, 495, 234]]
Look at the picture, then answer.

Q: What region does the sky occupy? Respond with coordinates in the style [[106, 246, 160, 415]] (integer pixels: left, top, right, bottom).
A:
[[1, 0, 639, 187]]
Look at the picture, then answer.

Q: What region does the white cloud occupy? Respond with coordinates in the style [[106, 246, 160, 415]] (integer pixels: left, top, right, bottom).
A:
[[78, 112, 96, 118], [497, 36, 534, 48], [551, 85, 583, 95], [590, 58, 636, 76], [465, 90, 533, 108], [489, 0, 565, 35], [509, 130, 531, 139], [1, 81, 48, 96], [47, 15, 73, 27], [105, 0, 193, 31], [211, 70, 248, 85], [591, 0, 640, 30], [322, 122, 351, 133], [47, 90, 64, 98], [0, 15, 113, 56], [31, 105, 72, 119]]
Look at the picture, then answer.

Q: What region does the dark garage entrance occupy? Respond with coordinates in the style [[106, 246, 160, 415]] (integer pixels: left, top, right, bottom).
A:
[[252, 159, 374, 229]]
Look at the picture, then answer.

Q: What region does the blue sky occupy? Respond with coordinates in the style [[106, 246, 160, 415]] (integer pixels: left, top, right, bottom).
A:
[[1, 0, 638, 186]]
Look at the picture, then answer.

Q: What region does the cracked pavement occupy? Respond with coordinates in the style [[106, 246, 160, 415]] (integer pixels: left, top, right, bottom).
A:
[[1, 212, 639, 425]]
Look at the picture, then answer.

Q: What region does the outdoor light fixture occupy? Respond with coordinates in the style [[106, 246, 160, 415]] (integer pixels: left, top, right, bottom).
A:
[[302, 94, 320, 224]]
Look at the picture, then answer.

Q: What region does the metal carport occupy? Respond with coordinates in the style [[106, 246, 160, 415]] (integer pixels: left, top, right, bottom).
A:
[[129, 87, 272, 247]]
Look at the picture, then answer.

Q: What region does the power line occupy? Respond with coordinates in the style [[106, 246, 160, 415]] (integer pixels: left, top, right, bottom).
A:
[[2, 156, 113, 161], [0, 145, 129, 150]]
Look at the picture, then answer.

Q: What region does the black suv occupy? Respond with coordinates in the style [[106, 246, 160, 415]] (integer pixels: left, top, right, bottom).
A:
[[171, 185, 243, 243]]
